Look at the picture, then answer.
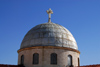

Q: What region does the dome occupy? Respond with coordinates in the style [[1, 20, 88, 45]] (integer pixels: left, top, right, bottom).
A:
[[20, 22, 78, 50], [18, 9, 80, 67]]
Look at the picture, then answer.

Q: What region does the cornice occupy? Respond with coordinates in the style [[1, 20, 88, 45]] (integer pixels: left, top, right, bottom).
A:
[[17, 46, 80, 54]]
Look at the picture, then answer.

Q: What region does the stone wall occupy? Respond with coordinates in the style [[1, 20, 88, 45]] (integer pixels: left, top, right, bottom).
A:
[[18, 47, 80, 67]]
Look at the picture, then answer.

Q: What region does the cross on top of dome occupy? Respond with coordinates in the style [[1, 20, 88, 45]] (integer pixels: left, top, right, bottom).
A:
[[46, 8, 53, 23]]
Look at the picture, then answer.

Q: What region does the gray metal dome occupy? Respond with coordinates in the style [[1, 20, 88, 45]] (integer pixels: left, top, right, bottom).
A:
[[20, 22, 78, 50]]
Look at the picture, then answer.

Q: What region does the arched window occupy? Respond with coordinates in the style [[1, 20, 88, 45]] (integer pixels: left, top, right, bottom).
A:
[[33, 53, 39, 64], [51, 53, 57, 64], [78, 58, 80, 66], [68, 55, 72, 66], [21, 55, 24, 65]]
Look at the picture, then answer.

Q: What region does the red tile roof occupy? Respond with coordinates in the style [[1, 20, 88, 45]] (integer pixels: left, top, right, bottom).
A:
[[78, 64, 100, 67], [0, 64, 24, 67]]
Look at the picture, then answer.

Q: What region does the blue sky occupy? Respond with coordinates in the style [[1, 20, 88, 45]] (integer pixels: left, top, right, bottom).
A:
[[0, 0, 100, 66]]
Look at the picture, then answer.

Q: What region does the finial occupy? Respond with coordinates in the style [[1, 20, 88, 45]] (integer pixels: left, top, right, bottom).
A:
[[46, 8, 53, 23]]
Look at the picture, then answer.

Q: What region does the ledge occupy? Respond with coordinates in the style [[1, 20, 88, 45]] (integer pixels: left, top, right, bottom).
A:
[[17, 46, 80, 54]]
